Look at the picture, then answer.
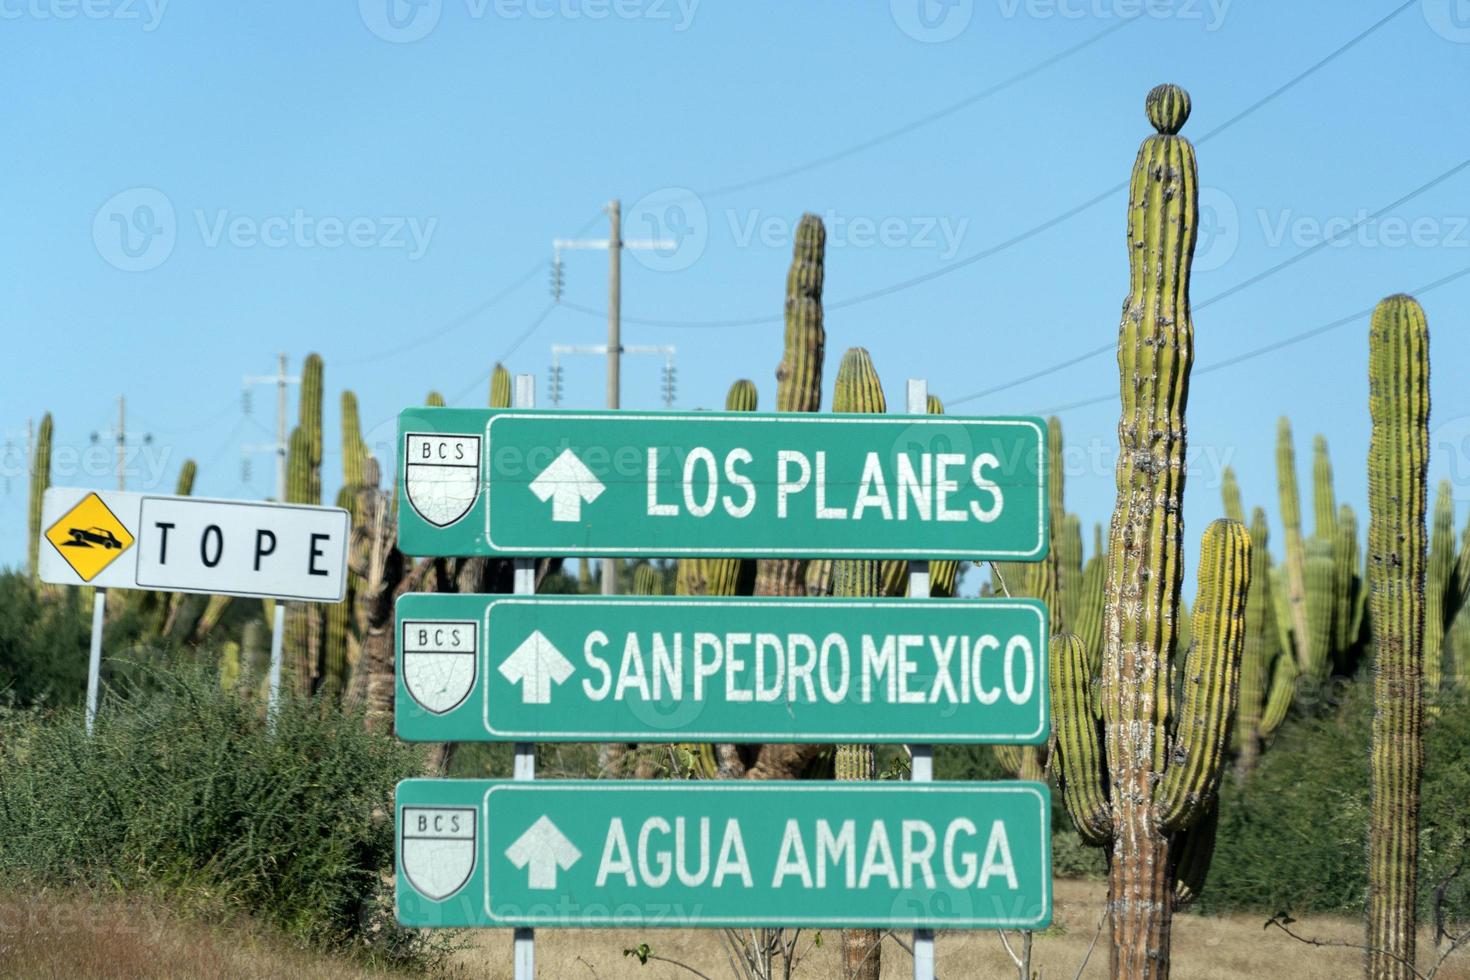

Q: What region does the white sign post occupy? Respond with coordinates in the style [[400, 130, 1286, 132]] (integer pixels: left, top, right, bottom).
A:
[[511, 374, 536, 980], [907, 379, 935, 980], [38, 487, 350, 731]]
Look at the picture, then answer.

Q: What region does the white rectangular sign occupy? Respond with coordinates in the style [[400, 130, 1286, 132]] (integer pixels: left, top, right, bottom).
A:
[[38, 487, 349, 602]]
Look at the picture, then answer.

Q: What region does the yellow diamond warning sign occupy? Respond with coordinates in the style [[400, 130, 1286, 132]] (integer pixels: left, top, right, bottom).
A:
[[44, 492, 135, 582]]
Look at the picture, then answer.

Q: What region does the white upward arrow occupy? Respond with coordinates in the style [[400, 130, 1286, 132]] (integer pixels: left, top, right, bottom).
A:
[[505, 816, 581, 890], [499, 630, 575, 704], [529, 449, 605, 522]]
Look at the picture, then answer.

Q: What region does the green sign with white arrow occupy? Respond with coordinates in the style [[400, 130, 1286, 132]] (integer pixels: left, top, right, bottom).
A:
[[395, 594, 1050, 745], [396, 408, 1047, 560], [395, 779, 1051, 929]]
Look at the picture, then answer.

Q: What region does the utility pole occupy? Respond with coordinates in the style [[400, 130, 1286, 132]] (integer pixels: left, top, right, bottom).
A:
[[243, 353, 299, 501], [91, 397, 147, 491], [553, 200, 675, 597]]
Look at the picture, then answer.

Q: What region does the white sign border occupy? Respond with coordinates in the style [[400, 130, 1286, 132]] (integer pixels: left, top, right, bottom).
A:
[[481, 413, 1048, 559]]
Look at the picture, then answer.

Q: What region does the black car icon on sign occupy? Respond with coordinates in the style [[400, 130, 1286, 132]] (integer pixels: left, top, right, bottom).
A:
[[65, 526, 123, 550]]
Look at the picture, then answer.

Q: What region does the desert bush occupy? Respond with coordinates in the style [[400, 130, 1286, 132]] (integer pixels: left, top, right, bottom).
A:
[[0, 665, 442, 966], [1202, 679, 1470, 922]]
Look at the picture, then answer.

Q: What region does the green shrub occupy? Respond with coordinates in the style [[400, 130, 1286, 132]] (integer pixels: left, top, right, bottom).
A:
[[0, 574, 90, 706], [1201, 679, 1470, 921], [0, 666, 441, 965]]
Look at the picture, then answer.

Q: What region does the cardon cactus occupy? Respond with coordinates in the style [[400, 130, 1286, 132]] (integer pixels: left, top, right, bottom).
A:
[[923, 395, 960, 597], [1220, 466, 1244, 525], [830, 347, 884, 980], [1276, 419, 1312, 676], [1425, 479, 1456, 706], [678, 381, 759, 596], [754, 214, 825, 600], [489, 363, 512, 409], [1094, 84, 1211, 977], [322, 483, 357, 697], [26, 412, 52, 581], [1365, 293, 1430, 980], [1054, 521, 1250, 922], [341, 391, 367, 488], [631, 561, 663, 596], [425, 391, 446, 408], [1060, 513, 1084, 626], [1303, 537, 1335, 682], [285, 425, 322, 695], [1312, 435, 1337, 541], [1235, 508, 1281, 773], [1334, 503, 1364, 659]]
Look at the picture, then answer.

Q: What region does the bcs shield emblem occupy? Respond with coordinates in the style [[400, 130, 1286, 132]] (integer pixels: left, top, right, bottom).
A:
[[404, 433, 481, 527], [401, 620, 477, 715], [401, 807, 476, 901]]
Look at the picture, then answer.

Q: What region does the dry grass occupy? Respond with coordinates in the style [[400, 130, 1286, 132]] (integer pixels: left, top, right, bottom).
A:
[[3, 881, 1465, 979], [0, 888, 403, 980], [451, 880, 1470, 980]]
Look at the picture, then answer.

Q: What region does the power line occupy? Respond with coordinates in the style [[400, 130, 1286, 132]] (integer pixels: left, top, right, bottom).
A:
[[1031, 262, 1470, 416], [447, 301, 560, 406], [696, 17, 1136, 200], [948, 153, 1470, 406], [560, 2, 1416, 331]]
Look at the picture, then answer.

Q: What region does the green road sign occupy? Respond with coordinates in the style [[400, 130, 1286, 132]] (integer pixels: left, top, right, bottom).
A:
[[396, 779, 1051, 929], [395, 594, 1049, 745], [397, 408, 1047, 560]]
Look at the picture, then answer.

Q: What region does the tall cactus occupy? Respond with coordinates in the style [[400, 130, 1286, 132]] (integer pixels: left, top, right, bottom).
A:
[[300, 354, 324, 503], [26, 413, 52, 581], [1365, 293, 1430, 980], [631, 561, 663, 596], [754, 214, 825, 599], [1312, 435, 1338, 541], [1277, 419, 1312, 676], [830, 348, 884, 980], [489, 363, 512, 409], [1060, 513, 1084, 627], [1096, 84, 1204, 978], [1425, 479, 1456, 708]]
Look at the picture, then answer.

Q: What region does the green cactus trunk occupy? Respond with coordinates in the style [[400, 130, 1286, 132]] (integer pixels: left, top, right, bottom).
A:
[[754, 214, 824, 600], [1235, 508, 1277, 775], [341, 391, 367, 488], [26, 413, 52, 582], [1099, 84, 1197, 980], [1334, 503, 1363, 662], [1425, 479, 1455, 710], [1365, 293, 1430, 980], [830, 348, 883, 980], [679, 381, 758, 597]]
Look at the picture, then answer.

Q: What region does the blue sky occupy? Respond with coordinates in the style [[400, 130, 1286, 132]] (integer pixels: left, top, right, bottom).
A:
[[4, 1, 1470, 578]]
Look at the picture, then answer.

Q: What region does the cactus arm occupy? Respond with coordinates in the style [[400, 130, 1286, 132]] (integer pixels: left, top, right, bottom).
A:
[[1170, 800, 1219, 909], [1234, 508, 1275, 773], [1156, 519, 1250, 833], [1425, 479, 1456, 705], [1050, 633, 1111, 846], [1365, 294, 1430, 980]]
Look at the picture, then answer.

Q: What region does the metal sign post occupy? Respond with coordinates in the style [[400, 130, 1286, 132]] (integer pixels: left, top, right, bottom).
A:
[[267, 601, 286, 725], [512, 373, 536, 980], [85, 588, 106, 736], [908, 379, 935, 980]]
